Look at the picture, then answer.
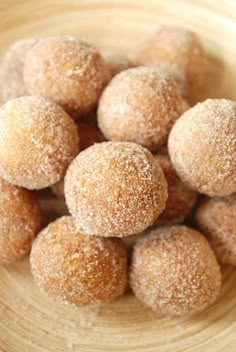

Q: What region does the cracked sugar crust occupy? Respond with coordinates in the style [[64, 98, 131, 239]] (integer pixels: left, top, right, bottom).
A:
[[23, 35, 111, 117], [101, 50, 133, 77], [130, 225, 221, 316], [196, 194, 236, 265], [65, 141, 168, 237], [0, 37, 38, 102], [0, 177, 42, 263], [168, 99, 236, 197], [155, 153, 198, 226], [0, 96, 79, 190], [98, 66, 185, 151], [30, 216, 127, 306], [135, 25, 207, 101]]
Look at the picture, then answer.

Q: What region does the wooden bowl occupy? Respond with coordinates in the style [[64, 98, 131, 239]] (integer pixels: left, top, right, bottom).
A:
[[0, 1, 236, 351]]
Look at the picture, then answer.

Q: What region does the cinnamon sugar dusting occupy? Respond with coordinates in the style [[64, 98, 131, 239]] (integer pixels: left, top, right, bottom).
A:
[[65, 141, 168, 237], [0, 177, 41, 263], [196, 194, 236, 265], [168, 99, 236, 196], [130, 225, 221, 316], [30, 216, 127, 306], [23, 36, 111, 117], [0, 96, 79, 189], [98, 66, 185, 151]]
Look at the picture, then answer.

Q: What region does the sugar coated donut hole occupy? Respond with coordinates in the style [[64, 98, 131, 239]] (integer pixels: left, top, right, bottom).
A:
[[65, 141, 168, 237], [168, 99, 236, 197], [51, 120, 104, 198], [98, 66, 185, 151], [101, 50, 133, 77], [30, 216, 127, 306], [130, 225, 221, 316], [24, 36, 111, 117], [0, 177, 41, 263], [155, 152, 198, 226], [0, 38, 38, 102], [136, 25, 207, 102], [196, 194, 236, 265], [0, 96, 79, 189]]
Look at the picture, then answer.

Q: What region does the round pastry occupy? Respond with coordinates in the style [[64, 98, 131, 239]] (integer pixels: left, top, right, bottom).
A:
[[65, 141, 168, 237], [24, 35, 110, 117], [0, 96, 79, 189], [98, 66, 184, 151], [196, 194, 236, 265], [130, 225, 221, 316], [168, 99, 236, 196], [0, 177, 41, 263], [30, 216, 127, 306]]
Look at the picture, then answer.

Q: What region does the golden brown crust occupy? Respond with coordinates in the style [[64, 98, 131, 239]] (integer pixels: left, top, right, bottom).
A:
[[24, 36, 111, 117], [130, 225, 221, 316], [136, 25, 207, 101], [0, 38, 38, 102], [65, 141, 168, 237], [196, 194, 236, 265], [0, 177, 42, 263], [30, 216, 127, 306], [155, 153, 198, 225], [0, 96, 79, 189], [98, 66, 185, 151], [168, 99, 236, 196]]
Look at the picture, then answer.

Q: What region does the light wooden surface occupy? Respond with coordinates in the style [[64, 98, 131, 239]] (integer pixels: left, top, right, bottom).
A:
[[0, 1, 236, 351]]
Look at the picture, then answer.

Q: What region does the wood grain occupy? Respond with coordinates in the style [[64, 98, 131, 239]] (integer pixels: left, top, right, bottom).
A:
[[0, 1, 236, 351]]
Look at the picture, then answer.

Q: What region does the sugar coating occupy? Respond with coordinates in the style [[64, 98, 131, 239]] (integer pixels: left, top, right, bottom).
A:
[[196, 194, 236, 265], [65, 142, 168, 237], [0, 177, 41, 263], [168, 99, 236, 196], [149, 62, 188, 98], [0, 96, 79, 189], [23, 35, 111, 117], [98, 66, 185, 151], [0, 38, 38, 102], [130, 225, 221, 316], [155, 152, 198, 225], [101, 50, 133, 77], [51, 120, 104, 198], [136, 25, 207, 101], [30, 216, 127, 306]]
